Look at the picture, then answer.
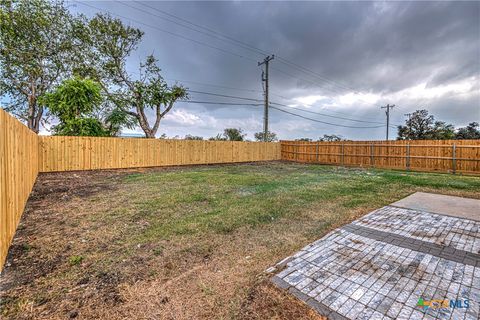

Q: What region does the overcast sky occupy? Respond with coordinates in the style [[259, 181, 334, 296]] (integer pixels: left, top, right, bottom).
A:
[[67, 1, 480, 140]]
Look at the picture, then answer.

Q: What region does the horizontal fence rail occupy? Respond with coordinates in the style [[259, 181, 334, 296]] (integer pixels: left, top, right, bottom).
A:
[[39, 136, 281, 172], [281, 140, 480, 174]]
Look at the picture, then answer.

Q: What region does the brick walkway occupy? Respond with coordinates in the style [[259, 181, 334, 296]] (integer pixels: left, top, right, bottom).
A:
[[270, 195, 480, 320]]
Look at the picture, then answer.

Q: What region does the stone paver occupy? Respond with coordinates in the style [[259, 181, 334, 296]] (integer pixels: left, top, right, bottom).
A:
[[354, 206, 480, 254], [270, 195, 480, 320]]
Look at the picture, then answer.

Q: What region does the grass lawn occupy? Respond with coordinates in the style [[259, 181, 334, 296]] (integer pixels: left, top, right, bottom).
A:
[[1, 162, 479, 319]]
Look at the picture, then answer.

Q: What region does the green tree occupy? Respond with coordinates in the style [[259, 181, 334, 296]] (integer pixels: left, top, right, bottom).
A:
[[222, 128, 246, 141], [397, 109, 455, 140], [430, 121, 455, 140], [318, 134, 344, 142], [456, 122, 480, 139], [0, 0, 83, 132], [254, 131, 278, 142], [184, 134, 203, 140], [82, 15, 187, 138], [208, 134, 227, 141], [296, 138, 312, 142], [41, 77, 109, 136]]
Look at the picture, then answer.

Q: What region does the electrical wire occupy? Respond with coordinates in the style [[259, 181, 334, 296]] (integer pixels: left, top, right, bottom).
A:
[[73, 1, 258, 62], [74, 1, 401, 128], [131, 1, 376, 98], [116, 1, 393, 111], [119, 1, 265, 59], [270, 101, 395, 126], [180, 100, 262, 106], [182, 99, 387, 129], [167, 78, 259, 93], [188, 90, 263, 102], [188, 90, 398, 127], [166, 77, 289, 100], [269, 105, 386, 129], [133, 1, 268, 57]]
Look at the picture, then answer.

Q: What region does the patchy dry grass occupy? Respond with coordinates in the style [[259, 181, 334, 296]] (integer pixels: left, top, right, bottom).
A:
[[1, 162, 479, 319]]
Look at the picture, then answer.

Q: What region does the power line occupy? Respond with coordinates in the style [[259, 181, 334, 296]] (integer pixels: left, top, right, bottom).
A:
[[73, 1, 258, 62], [275, 56, 362, 94], [134, 0, 364, 95], [189, 89, 397, 127], [119, 1, 266, 58], [188, 90, 263, 102], [114, 68, 392, 126], [167, 77, 289, 100], [119, 1, 387, 108], [133, 1, 268, 57], [270, 101, 396, 127], [271, 66, 388, 111], [74, 1, 399, 129], [269, 105, 386, 129], [181, 100, 262, 106], [167, 78, 259, 93], [183, 99, 387, 129]]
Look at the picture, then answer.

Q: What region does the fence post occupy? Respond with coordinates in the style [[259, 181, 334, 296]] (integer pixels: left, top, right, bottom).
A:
[[370, 144, 374, 167], [406, 144, 410, 171], [295, 144, 299, 162], [341, 144, 345, 166], [452, 143, 456, 174], [316, 143, 319, 163]]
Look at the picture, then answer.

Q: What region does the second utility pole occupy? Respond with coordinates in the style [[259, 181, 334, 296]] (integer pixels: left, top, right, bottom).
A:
[[258, 55, 274, 141], [381, 104, 395, 140]]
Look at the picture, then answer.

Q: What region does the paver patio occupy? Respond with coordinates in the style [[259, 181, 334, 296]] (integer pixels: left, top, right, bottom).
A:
[[270, 192, 480, 320]]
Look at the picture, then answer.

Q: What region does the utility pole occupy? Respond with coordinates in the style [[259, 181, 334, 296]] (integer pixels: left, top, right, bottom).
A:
[[381, 104, 395, 140], [404, 113, 412, 139], [258, 55, 274, 141]]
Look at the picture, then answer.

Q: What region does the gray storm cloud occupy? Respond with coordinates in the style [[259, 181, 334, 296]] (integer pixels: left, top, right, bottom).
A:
[[69, 1, 480, 140]]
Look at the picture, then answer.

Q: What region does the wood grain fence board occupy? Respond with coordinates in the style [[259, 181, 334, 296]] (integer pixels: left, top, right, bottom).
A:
[[38, 136, 281, 172], [280, 140, 480, 174], [0, 110, 6, 269], [0, 109, 39, 270]]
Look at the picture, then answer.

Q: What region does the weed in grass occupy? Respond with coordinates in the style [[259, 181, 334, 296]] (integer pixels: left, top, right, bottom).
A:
[[21, 244, 32, 252], [68, 255, 84, 266], [199, 282, 216, 296], [152, 247, 163, 256]]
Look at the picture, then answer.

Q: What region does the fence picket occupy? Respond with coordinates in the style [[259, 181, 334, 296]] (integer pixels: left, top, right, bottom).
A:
[[281, 140, 480, 174]]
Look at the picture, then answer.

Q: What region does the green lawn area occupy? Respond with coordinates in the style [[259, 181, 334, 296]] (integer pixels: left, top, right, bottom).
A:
[[2, 162, 479, 319]]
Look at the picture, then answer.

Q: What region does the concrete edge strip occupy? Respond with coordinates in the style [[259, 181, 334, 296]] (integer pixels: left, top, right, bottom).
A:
[[387, 204, 480, 223], [342, 224, 480, 267], [271, 275, 348, 320]]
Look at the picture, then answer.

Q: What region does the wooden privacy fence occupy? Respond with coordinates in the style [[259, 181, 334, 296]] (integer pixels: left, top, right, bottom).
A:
[[281, 140, 480, 174], [0, 107, 280, 270], [1, 104, 479, 271], [0, 109, 39, 270], [38, 136, 281, 172]]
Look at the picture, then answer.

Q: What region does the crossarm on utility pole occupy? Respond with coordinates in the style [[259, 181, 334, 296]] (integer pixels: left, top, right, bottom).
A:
[[381, 104, 395, 140]]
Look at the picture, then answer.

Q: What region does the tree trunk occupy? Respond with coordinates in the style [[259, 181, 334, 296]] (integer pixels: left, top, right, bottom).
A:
[[32, 106, 43, 134], [144, 130, 155, 138], [26, 80, 41, 133], [27, 95, 40, 133], [136, 108, 155, 138]]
